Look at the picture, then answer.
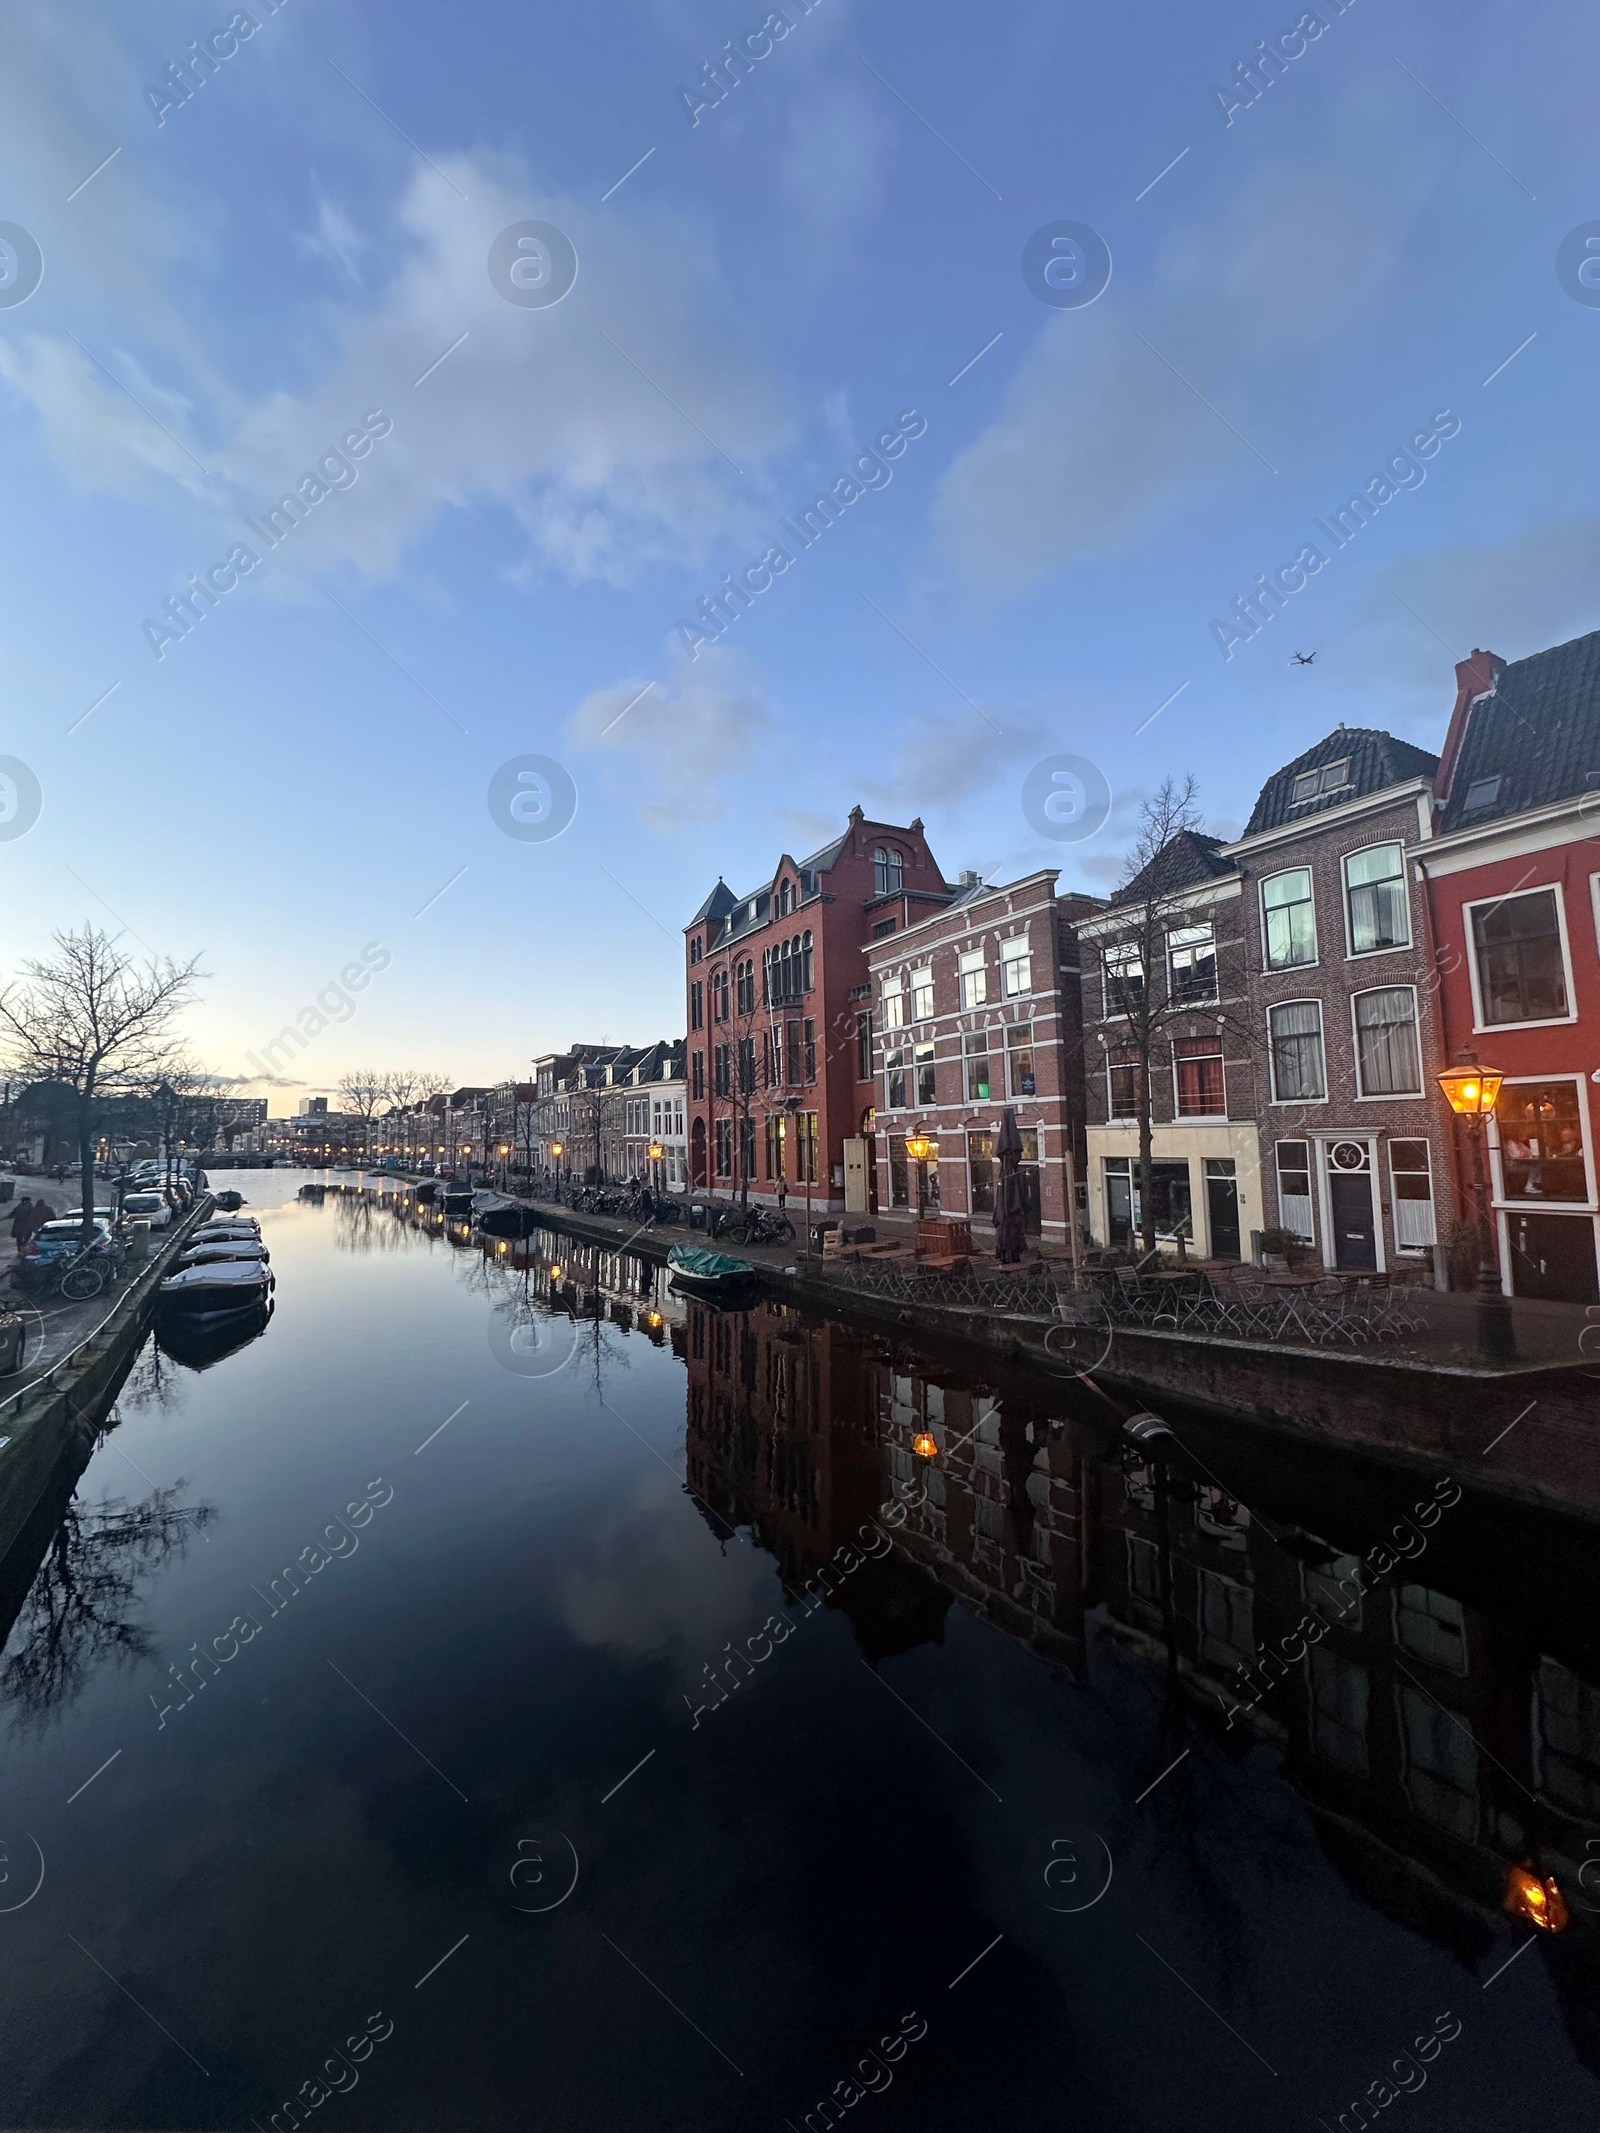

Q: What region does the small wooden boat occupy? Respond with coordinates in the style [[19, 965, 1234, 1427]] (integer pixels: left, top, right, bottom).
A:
[[666, 1244, 757, 1301]]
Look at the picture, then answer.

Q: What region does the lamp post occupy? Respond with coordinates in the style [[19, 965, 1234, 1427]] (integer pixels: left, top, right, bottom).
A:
[[648, 1140, 664, 1198], [905, 1129, 936, 1218], [1438, 1052, 1516, 1362], [550, 1139, 566, 1197]]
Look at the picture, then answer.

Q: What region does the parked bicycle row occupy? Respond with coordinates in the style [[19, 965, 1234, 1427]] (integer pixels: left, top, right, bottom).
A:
[[520, 1178, 797, 1246]]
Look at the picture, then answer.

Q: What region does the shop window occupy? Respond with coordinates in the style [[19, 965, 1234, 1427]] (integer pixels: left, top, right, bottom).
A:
[[969, 1131, 995, 1215], [1495, 1080, 1588, 1202]]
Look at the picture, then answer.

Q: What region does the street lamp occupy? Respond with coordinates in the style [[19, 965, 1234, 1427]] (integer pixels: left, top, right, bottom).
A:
[[1438, 1050, 1516, 1361], [648, 1139, 664, 1196]]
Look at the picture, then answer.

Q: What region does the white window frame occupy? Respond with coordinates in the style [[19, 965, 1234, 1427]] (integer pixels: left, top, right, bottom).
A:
[[1387, 1135, 1437, 1252], [1267, 998, 1327, 1105], [1260, 868, 1319, 971], [1350, 983, 1424, 1101], [1000, 933, 1033, 999], [958, 947, 987, 1010], [881, 974, 906, 1030], [1101, 943, 1143, 1018], [1171, 1042, 1227, 1121], [1166, 921, 1219, 1005], [1342, 840, 1411, 958], [1274, 1138, 1316, 1242], [1463, 881, 1578, 1033], [1488, 1072, 1597, 1213], [910, 965, 935, 1021]]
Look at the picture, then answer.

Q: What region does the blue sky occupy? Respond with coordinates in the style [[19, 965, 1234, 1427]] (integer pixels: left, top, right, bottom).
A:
[[1, 0, 1595, 1105]]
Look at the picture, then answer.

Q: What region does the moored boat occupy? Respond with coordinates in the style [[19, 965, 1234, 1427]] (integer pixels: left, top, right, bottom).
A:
[[176, 1241, 269, 1269], [666, 1244, 757, 1302], [158, 1258, 275, 1321]]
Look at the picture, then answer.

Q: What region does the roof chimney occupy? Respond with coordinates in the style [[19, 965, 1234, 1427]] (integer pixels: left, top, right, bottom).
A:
[[1434, 647, 1506, 804]]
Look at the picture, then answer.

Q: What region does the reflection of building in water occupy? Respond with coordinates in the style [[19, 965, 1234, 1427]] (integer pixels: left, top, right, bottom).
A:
[[683, 1297, 1600, 2061]]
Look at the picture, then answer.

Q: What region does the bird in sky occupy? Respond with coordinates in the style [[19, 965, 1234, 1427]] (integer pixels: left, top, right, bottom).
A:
[[1291, 650, 1317, 666]]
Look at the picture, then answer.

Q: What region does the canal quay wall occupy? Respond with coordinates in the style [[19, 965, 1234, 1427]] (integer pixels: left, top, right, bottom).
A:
[[0, 1195, 216, 1564], [467, 1195, 1600, 1529]]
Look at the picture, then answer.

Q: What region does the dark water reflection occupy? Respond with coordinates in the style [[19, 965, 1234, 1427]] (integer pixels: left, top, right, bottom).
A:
[[0, 1169, 1596, 2131]]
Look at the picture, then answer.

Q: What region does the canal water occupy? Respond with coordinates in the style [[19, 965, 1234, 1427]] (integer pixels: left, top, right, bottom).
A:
[[1, 1168, 1596, 2131]]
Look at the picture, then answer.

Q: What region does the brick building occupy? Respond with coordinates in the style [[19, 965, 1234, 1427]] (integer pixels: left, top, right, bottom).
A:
[[684, 808, 950, 1212], [1077, 830, 1261, 1257], [862, 869, 1101, 1247], [1418, 638, 1600, 1303], [1224, 725, 1459, 1273]]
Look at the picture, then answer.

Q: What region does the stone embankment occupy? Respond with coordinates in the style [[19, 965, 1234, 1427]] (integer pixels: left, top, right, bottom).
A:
[[0, 1196, 216, 1561]]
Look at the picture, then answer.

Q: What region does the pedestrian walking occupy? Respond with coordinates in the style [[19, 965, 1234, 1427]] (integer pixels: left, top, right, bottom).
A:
[[8, 1196, 34, 1245]]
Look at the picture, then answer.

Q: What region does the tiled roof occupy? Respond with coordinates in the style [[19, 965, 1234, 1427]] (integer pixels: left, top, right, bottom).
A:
[[1438, 628, 1600, 832], [687, 879, 738, 929], [1244, 727, 1438, 835], [1111, 829, 1233, 905]]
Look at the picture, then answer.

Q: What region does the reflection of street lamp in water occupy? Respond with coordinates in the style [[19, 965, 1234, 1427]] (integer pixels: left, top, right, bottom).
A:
[[1438, 1052, 1515, 1362]]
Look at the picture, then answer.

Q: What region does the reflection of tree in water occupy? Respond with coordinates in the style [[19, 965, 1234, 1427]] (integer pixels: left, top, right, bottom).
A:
[[0, 1486, 211, 1727], [117, 1339, 184, 1414], [332, 1192, 409, 1255], [469, 1249, 637, 1396]]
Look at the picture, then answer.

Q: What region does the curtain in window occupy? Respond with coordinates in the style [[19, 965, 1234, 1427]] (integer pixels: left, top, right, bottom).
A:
[[1354, 988, 1420, 1094], [1269, 1001, 1325, 1100]]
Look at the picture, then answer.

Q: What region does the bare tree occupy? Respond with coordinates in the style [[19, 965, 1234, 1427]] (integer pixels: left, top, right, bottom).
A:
[[0, 928, 202, 1239], [409, 1071, 452, 1167], [337, 1069, 386, 1161], [1102, 777, 1214, 1256]]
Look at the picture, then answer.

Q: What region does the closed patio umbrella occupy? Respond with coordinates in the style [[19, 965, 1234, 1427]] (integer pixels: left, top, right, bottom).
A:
[[993, 1108, 1026, 1264]]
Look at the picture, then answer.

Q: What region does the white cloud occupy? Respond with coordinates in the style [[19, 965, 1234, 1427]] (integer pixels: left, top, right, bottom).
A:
[[863, 705, 1045, 815], [570, 642, 774, 830], [0, 150, 796, 594], [297, 190, 369, 284]]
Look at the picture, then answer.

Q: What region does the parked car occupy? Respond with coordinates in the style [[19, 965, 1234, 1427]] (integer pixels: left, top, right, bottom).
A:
[[121, 1190, 173, 1230]]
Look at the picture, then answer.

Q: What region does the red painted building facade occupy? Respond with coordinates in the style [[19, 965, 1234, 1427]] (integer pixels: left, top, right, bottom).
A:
[[1419, 641, 1600, 1303]]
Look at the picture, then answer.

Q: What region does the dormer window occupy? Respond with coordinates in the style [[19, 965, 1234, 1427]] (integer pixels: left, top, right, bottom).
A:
[[1462, 775, 1502, 814], [873, 846, 904, 896], [1290, 759, 1350, 805]]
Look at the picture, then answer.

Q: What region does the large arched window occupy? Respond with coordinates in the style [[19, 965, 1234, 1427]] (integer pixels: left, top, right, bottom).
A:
[[874, 846, 903, 896], [736, 959, 756, 1014], [801, 929, 814, 991]]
